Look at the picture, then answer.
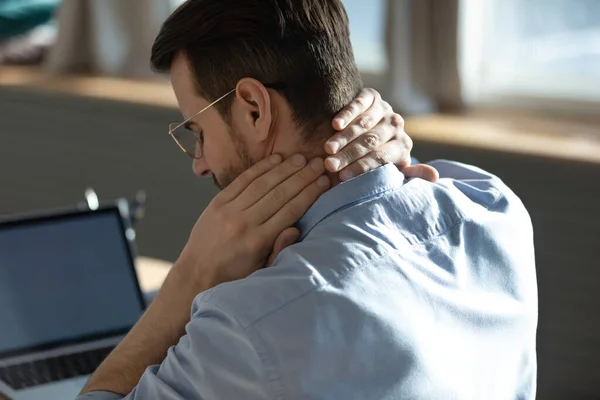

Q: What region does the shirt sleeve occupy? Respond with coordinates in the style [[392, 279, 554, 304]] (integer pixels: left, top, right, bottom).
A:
[[78, 302, 271, 400]]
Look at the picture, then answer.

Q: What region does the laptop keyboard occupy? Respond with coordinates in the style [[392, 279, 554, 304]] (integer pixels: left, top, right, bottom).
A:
[[0, 346, 114, 390]]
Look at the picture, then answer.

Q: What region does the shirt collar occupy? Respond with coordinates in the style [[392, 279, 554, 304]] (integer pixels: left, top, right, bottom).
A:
[[297, 163, 405, 239]]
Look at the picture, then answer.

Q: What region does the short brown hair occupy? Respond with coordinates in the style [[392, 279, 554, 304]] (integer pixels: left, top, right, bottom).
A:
[[151, 0, 362, 140]]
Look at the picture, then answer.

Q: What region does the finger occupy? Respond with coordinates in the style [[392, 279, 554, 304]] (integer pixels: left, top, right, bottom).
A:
[[325, 118, 395, 173], [400, 164, 440, 183], [247, 158, 326, 224], [218, 154, 282, 203], [260, 174, 330, 235], [327, 92, 388, 157], [266, 227, 300, 266], [231, 154, 307, 210], [337, 141, 409, 182], [325, 99, 389, 158], [331, 88, 378, 131]]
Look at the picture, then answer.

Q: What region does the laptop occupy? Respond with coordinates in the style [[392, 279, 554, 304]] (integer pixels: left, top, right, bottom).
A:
[[0, 203, 146, 400]]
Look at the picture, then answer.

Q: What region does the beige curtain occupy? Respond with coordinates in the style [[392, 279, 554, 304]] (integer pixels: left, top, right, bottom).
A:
[[44, 0, 172, 78], [384, 0, 463, 115]]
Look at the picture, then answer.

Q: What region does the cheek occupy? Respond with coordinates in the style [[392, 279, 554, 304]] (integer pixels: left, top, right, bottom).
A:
[[197, 130, 232, 174]]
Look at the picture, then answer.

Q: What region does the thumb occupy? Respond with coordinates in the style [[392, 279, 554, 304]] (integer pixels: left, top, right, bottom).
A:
[[266, 227, 300, 266], [401, 164, 439, 183]]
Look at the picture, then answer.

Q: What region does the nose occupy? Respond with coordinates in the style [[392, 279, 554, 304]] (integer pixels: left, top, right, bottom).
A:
[[193, 158, 212, 178]]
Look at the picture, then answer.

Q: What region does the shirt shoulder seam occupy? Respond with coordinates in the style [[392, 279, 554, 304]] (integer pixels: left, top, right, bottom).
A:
[[300, 182, 402, 238]]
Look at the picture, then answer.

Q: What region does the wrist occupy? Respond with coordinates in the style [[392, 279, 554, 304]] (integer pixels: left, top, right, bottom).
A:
[[168, 253, 219, 296]]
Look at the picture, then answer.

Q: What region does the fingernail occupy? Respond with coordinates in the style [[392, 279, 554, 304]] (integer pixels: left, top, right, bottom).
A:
[[334, 118, 345, 127], [292, 154, 306, 167], [317, 175, 330, 188], [340, 170, 355, 181], [326, 141, 340, 154], [310, 158, 324, 171], [325, 157, 341, 172], [270, 154, 282, 164]]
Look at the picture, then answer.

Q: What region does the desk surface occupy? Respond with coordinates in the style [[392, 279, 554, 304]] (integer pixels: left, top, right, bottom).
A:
[[0, 66, 177, 108], [135, 256, 171, 294], [407, 114, 600, 164]]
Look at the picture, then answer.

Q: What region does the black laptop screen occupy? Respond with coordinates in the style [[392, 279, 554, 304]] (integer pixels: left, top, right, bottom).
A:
[[0, 208, 145, 357]]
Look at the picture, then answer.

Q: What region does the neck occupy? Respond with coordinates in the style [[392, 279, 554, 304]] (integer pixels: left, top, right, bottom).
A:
[[262, 95, 341, 187], [270, 120, 342, 188]]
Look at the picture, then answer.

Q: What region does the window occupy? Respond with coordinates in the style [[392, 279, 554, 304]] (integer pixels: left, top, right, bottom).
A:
[[342, 0, 387, 74], [461, 0, 600, 112]]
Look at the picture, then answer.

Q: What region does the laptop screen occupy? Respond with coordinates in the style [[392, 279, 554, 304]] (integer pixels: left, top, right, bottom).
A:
[[0, 207, 145, 357]]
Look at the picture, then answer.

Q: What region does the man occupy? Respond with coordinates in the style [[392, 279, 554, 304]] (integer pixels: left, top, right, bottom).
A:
[[80, 0, 537, 399]]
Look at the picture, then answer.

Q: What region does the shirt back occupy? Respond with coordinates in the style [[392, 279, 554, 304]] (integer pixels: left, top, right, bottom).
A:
[[123, 161, 538, 400]]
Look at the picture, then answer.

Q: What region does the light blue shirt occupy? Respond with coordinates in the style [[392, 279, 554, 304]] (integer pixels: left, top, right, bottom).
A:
[[80, 161, 537, 400]]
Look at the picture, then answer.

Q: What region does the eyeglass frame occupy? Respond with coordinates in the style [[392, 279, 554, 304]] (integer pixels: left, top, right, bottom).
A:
[[168, 82, 286, 159]]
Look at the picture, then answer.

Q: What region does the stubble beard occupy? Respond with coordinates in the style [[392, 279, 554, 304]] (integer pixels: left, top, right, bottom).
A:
[[213, 125, 254, 190]]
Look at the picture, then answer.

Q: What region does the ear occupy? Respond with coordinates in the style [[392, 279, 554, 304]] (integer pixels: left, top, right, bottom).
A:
[[234, 78, 273, 143]]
